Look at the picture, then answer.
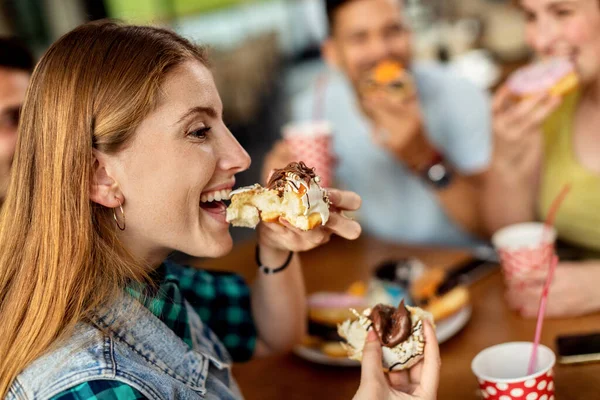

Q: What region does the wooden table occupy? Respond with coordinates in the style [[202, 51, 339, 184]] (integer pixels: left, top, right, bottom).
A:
[[198, 236, 600, 400]]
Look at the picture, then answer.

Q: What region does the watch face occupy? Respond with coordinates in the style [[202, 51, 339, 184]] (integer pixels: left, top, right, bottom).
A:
[[428, 164, 447, 182], [425, 162, 453, 188]]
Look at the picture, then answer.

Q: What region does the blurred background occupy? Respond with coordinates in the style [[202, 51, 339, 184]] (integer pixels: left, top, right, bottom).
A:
[[0, 0, 530, 239]]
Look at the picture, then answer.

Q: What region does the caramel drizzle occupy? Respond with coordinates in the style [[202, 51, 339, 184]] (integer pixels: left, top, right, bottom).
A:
[[267, 161, 317, 196]]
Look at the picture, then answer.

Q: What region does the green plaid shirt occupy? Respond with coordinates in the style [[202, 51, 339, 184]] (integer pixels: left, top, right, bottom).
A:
[[50, 261, 256, 399]]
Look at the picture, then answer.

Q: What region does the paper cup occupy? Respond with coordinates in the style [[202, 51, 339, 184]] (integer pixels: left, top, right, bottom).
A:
[[282, 121, 334, 187], [472, 342, 556, 400], [491, 223, 556, 286]]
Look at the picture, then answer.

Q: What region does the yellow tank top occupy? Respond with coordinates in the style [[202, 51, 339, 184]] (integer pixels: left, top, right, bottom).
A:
[[539, 91, 600, 252]]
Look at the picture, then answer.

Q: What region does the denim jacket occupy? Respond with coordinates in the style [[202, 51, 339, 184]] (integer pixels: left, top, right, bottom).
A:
[[7, 293, 244, 399]]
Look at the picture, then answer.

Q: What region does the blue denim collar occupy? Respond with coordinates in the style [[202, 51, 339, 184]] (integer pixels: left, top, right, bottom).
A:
[[91, 293, 210, 392]]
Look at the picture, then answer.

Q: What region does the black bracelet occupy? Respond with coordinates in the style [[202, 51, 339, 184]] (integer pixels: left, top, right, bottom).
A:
[[255, 245, 294, 275]]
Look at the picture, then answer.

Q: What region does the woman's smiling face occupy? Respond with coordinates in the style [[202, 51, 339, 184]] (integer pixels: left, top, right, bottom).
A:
[[102, 60, 251, 263]]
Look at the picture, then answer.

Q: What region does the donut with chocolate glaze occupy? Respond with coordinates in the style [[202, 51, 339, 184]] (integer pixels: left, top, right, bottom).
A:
[[369, 299, 412, 347], [338, 301, 434, 371]]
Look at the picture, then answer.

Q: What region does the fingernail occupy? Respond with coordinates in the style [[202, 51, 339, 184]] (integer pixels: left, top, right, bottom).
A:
[[423, 320, 432, 334], [366, 329, 378, 342]]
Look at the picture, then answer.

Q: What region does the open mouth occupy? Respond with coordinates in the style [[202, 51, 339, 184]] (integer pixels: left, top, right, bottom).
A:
[[200, 189, 232, 213]]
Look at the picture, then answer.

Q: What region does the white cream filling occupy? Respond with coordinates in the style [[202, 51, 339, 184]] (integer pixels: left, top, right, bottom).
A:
[[283, 174, 330, 225], [338, 306, 432, 371], [227, 174, 330, 227], [229, 184, 262, 197]]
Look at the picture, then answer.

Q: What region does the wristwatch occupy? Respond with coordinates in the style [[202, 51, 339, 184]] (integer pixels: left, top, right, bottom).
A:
[[420, 154, 453, 189]]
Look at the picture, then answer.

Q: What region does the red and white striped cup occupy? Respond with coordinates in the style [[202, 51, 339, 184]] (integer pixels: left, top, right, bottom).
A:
[[472, 342, 556, 400], [492, 222, 556, 288], [282, 121, 334, 188]]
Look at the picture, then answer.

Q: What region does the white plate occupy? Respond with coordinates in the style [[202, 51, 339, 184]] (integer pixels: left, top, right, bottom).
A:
[[436, 305, 472, 344], [294, 306, 472, 366], [293, 345, 361, 367]]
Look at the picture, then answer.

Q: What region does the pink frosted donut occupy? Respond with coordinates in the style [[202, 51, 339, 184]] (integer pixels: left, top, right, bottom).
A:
[[507, 58, 578, 97]]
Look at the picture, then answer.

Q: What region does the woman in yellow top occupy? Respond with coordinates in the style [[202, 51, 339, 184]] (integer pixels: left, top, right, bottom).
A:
[[483, 0, 600, 318]]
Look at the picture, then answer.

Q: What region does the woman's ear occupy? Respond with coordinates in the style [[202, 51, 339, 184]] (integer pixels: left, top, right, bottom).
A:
[[90, 150, 123, 208]]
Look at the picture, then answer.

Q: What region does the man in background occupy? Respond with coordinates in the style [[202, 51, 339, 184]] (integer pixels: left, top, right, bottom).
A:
[[265, 0, 492, 247], [0, 37, 33, 205]]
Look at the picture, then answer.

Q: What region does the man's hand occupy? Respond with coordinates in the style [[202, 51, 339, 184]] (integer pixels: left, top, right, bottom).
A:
[[362, 92, 436, 170]]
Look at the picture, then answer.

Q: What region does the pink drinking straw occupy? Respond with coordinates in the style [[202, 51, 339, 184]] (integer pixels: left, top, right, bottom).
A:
[[527, 255, 558, 375], [527, 183, 571, 375], [544, 183, 571, 233]]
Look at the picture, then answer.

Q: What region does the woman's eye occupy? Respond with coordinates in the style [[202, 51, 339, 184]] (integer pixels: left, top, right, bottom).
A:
[[524, 11, 536, 23], [555, 9, 573, 18], [188, 127, 211, 140]]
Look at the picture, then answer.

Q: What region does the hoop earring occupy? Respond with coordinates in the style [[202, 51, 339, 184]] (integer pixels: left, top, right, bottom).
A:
[[113, 199, 126, 231]]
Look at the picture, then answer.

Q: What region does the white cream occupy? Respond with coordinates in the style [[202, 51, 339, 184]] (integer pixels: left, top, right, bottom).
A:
[[227, 174, 330, 229], [229, 184, 262, 197], [338, 306, 432, 371], [282, 173, 330, 225]]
